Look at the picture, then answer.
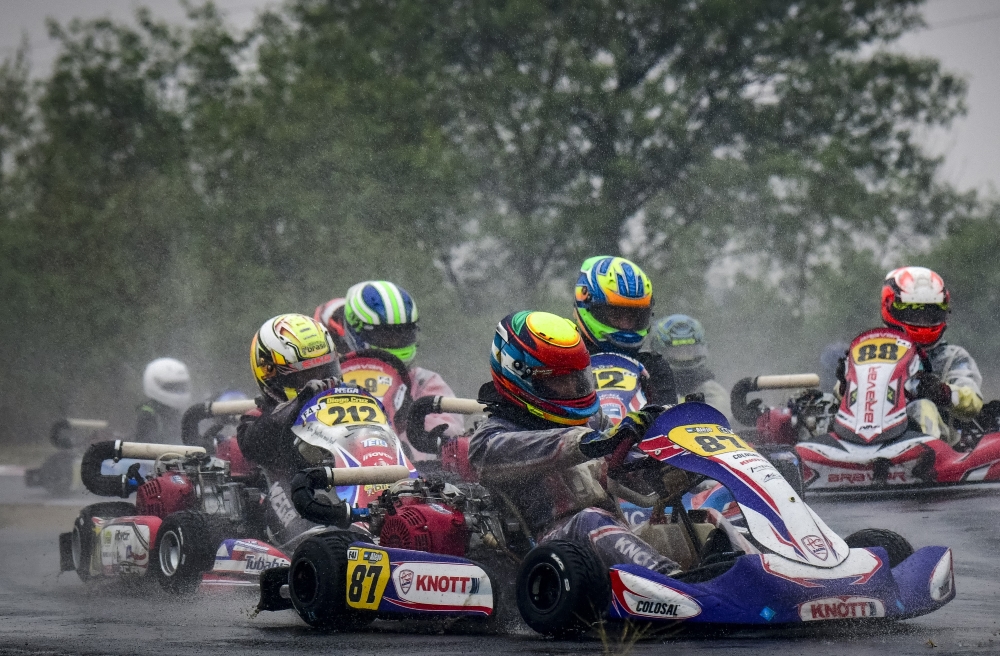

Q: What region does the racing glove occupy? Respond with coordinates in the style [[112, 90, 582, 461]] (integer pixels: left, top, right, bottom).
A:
[[910, 371, 952, 407], [835, 356, 847, 398], [579, 406, 663, 459], [123, 462, 144, 496], [295, 378, 338, 405]]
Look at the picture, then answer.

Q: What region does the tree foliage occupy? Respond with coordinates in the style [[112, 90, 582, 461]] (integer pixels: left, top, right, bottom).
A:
[[0, 0, 989, 443]]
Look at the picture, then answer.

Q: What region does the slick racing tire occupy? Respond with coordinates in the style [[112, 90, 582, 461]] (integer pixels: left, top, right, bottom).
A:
[[516, 539, 610, 638], [844, 529, 914, 568], [154, 510, 221, 594], [288, 530, 375, 630], [72, 501, 137, 582]]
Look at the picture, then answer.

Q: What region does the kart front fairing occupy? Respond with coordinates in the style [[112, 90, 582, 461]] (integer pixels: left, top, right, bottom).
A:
[[609, 403, 955, 624], [639, 403, 847, 568]]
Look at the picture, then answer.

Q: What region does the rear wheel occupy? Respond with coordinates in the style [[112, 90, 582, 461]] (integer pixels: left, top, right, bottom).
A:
[[844, 528, 914, 567], [71, 501, 137, 582], [154, 510, 221, 594], [515, 539, 610, 638], [288, 531, 375, 630]]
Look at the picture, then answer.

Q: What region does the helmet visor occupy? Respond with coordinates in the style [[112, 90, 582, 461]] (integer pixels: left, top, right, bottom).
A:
[[664, 344, 708, 364], [891, 302, 948, 327], [533, 367, 596, 400], [589, 304, 652, 332], [363, 323, 419, 349], [160, 381, 190, 395]]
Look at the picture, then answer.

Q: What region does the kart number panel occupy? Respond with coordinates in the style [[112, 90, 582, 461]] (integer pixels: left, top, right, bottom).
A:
[[346, 547, 391, 610]]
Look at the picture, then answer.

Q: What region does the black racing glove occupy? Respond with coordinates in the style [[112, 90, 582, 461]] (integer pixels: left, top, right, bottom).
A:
[[296, 378, 338, 405], [123, 462, 144, 496], [579, 406, 664, 459], [912, 371, 952, 407], [835, 356, 847, 396]]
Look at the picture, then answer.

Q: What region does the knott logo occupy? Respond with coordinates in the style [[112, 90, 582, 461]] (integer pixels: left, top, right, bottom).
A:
[[398, 569, 413, 594], [802, 535, 829, 561], [799, 596, 885, 621]]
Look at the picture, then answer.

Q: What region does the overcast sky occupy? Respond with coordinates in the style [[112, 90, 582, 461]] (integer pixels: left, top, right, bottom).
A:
[[1, 0, 997, 194]]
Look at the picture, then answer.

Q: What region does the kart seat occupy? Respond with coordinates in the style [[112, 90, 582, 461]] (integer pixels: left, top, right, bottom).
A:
[[635, 519, 716, 571]]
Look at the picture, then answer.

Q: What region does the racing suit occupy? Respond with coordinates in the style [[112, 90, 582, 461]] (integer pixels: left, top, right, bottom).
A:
[[908, 342, 984, 445], [135, 400, 182, 443], [468, 383, 679, 574], [237, 395, 326, 547], [672, 366, 732, 422]]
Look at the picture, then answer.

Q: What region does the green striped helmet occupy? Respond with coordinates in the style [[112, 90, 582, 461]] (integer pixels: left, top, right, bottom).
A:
[[344, 281, 420, 364]]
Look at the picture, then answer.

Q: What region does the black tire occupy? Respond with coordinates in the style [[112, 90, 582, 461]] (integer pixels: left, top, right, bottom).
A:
[[154, 510, 220, 594], [288, 531, 375, 630], [515, 539, 610, 638], [71, 501, 137, 582], [844, 529, 914, 568]]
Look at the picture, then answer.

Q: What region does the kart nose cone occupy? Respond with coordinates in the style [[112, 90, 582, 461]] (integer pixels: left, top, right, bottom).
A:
[[929, 549, 955, 602]]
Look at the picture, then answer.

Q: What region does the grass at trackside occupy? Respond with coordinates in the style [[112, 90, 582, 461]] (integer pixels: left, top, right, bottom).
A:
[[0, 504, 81, 529]]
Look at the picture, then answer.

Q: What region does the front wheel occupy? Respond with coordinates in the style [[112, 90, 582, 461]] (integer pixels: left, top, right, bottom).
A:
[[844, 528, 914, 567], [288, 531, 375, 630], [515, 539, 609, 637], [154, 511, 219, 594]]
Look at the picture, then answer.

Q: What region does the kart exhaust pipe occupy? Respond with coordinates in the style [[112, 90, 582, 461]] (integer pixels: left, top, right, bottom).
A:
[[731, 374, 820, 427], [181, 399, 257, 446], [49, 418, 109, 449], [405, 396, 485, 453], [290, 465, 409, 527], [753, 374, 820, 391], [81, 441, 207, 497]]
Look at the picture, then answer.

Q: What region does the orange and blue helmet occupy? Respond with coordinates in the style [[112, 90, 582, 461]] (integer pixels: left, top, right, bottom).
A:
[[573, 256, 653, 353], [491, 311, 599, 426]]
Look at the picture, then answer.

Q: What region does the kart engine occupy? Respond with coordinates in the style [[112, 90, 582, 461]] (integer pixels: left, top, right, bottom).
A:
[[136, 471, 196, 517], [370, 477, 509, 558]]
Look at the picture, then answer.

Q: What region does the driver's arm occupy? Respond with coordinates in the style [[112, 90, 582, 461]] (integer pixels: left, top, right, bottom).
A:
[[468, 417, 592, 484]]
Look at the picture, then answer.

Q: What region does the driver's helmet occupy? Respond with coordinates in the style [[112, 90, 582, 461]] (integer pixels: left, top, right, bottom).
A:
[[491, 311, 599, 426], [650, 314, 707, 370], [313, 297, 350, 353], [252, 314, 341, 402], [343, 281, 419, 365], [573, 256, 653, 353], [881, 266, 950, 346], [143, 358, 192, 410]]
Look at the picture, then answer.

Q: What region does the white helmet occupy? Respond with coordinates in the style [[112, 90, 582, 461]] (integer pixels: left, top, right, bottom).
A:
[[143, 358, 192, 410]]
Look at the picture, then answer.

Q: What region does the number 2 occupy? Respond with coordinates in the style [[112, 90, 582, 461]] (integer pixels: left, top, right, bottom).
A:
[[596, 370, 626, 389]]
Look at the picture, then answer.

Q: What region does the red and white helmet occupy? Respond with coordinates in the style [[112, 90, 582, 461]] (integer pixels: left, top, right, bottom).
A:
[[881, 266, 950, 346]]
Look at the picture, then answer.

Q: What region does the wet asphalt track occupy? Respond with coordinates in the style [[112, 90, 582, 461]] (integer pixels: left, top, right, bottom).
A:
[[1, 474, 999, 656]]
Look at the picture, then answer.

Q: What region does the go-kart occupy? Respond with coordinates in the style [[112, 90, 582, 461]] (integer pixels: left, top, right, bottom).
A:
[[260, 401, 953, 635], [24, 418, 110, 496], [59, 388, 414, 593], [738, 327, 1000, 491]]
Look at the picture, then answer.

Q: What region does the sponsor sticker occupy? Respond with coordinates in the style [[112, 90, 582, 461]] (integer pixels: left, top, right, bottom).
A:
[[389, 561, 493, 613], [798, 596, 885, 621], [803, 535, 829, 561], [612, 570, 701, 620]]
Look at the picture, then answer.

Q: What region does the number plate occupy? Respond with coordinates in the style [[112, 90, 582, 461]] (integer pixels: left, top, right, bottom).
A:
[[315, 394, 388, 427], [668, 424, 753, 457], [345, 546, 391, 610], [851, 337, 909, 364], [593, 366, 639, 392], [342, 369, 393, 398]]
